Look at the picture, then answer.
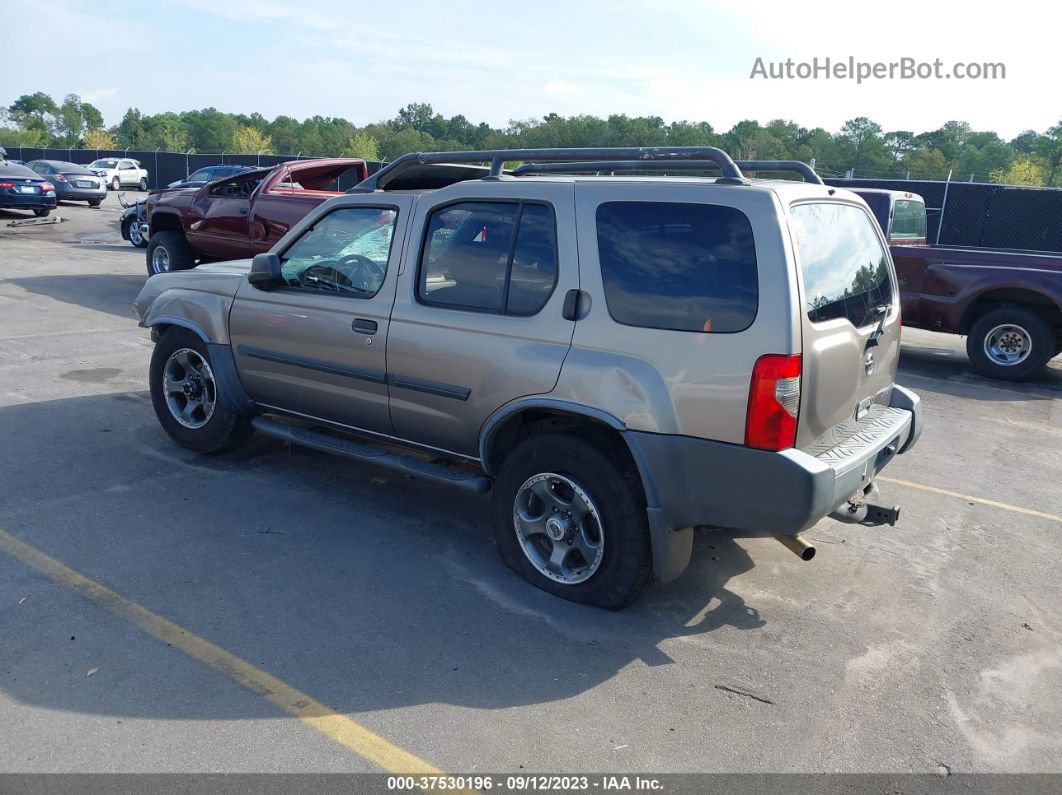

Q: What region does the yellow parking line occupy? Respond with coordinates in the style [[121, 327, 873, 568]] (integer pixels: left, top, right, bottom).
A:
[[878, 476, 1062, 523], [0, 527, 441, 775]]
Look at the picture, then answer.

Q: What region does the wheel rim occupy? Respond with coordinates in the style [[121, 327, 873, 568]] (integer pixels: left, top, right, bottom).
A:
[[129, 222, 143, 246], [152, 245, 170, 273], [984, 323, 1032, 366], [162, 348, 216, 429], [513, 472, 604, 585]]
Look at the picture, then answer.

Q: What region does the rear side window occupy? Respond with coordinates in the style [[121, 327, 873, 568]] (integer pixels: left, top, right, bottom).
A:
[[891, 199, 926, 240], [595, 202, 758, 333], [790, 203, 893, 328], [419, 201, 557, 315]]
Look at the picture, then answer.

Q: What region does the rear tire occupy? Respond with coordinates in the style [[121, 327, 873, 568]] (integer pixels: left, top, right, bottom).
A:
[[966, 306, 1054, 381], [33, 208, 50, 218], [88, 199, 101, 207], [149, 328, 252, 454], [492, 432, 653, 609], [146, 230, 195, 276]]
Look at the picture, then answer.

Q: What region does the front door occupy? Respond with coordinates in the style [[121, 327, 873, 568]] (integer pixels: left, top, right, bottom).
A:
[[186, 173, 261, 259], [229, 196, 413, 435], [386, 181, 578, 457]]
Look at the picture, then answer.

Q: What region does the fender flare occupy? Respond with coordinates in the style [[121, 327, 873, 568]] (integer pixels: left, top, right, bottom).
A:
[[478, 397, 692, 584]]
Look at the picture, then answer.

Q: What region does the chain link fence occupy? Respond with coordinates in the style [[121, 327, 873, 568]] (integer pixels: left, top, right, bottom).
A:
[[4, 146, 383, 191], [826, 177, 1062, 252]]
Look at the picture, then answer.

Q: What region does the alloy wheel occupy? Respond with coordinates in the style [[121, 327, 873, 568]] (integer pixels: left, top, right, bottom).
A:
[[513, 472, 604, 584]]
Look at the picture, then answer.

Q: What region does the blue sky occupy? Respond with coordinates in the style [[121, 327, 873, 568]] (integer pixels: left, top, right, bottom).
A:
[[1, 0, 1056, 138]]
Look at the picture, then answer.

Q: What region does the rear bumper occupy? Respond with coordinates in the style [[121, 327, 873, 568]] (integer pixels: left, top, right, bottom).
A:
[[0, 195, 57, 210], [57, 185, 107, 201], [625, 384, 922, 582]]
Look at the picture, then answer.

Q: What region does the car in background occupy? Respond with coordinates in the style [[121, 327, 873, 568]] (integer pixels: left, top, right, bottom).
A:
[[0, 162, 57, 217], [26, 160, 107, 206], [167, 164, 254, 188], [850, 187, 1062, 380], [87, 157, 149, 191]]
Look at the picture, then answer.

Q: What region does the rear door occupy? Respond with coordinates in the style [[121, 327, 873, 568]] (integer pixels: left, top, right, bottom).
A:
[[385, 181, 578, 457], [229, 195, 414, 434], [787, 199, 902, 449]]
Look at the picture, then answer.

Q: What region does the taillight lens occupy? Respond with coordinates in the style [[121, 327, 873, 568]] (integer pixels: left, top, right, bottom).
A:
[[39, 182, 55, 192], [0, 181, 14, 189], [745, 354, 802, 451]]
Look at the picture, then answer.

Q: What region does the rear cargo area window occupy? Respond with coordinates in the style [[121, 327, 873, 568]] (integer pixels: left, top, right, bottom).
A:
[[595, 202, 758, 333], [791, 203, 893, 328], [891, 199, 927, 240]]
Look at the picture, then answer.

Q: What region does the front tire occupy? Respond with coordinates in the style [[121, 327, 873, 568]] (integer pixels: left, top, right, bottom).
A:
[[138, 177, 148, 191], [110, 176, 120, 191], [966, 306, 1054, 381], [492, 432, 653, 609], [149, 328, 252, 454], [146, 230, 195, 276]]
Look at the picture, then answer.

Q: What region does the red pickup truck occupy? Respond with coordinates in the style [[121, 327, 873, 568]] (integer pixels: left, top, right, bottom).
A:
[[853, 188, 1062, 380], [144, 158, 368, 277]]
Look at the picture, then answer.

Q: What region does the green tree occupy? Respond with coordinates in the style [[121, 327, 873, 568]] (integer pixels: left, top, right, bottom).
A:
[[231, 125, 273, 154], [343, 130, 380, 161], [903, 147, 950, 179], [990, 156, 1045, 186], [83, 128, 116, 149], [8, 91, 58, 135]]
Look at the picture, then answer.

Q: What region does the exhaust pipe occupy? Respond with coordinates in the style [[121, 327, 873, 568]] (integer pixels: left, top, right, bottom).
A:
[[775, 533, 815, 561]]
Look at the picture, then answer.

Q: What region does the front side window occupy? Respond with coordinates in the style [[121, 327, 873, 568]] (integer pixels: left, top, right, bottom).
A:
[[280, 206, 398, 298], [418, 201, 557, 315], [890, 199, 927, 240], [90, 159, 118, 169], [790, 202, 894, 328], [596, 201, 758, 333]]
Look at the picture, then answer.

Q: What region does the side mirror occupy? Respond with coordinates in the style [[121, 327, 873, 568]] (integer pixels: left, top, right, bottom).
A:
[[248, 252, 284, 290]]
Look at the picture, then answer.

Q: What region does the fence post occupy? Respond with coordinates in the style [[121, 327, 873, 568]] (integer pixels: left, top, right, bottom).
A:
[[257, 149, 262, 166], [220, 150, 226, 165], [154, 147, 161, 189], [295, 151, 301, 161], [185, 149, 192, 177], [935, 168, 953, 245]]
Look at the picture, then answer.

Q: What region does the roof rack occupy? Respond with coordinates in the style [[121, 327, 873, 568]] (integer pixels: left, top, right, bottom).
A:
[[510, 159, 823, 184], [350, 146, 750, 192]]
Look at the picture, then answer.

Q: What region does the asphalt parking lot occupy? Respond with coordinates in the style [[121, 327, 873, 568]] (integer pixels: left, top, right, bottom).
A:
[[1, 197, 1060, 775]]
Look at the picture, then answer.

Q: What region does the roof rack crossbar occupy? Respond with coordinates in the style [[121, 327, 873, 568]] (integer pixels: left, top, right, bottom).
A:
[[511, 159, 823, 184], [351, 146, 749, 191]]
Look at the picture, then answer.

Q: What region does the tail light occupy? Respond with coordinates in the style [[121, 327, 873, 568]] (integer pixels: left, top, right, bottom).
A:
[[745, 354, 802, 451], [0, 182, 15, 189], [39, 182, 55, 193], [54, 174, 67, 182]]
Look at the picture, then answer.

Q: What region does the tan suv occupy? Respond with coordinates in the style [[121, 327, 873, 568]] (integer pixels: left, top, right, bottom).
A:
[[133, 147, 922, 609]]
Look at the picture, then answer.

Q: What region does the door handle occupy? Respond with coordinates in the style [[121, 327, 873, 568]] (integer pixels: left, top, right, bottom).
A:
[[351, 318, 378, 335]]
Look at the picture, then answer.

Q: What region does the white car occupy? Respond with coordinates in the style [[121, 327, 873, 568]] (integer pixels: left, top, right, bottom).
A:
[[87, 157, 149, 191]]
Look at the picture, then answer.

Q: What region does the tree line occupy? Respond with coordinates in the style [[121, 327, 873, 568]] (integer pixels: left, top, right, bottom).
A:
[[3, 92, 1060, 186]]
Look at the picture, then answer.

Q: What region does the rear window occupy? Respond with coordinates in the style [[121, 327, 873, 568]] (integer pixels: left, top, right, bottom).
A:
[[790, 203, 893, 328], [595, 202, 758, 333], [891, 199, 927, 240]]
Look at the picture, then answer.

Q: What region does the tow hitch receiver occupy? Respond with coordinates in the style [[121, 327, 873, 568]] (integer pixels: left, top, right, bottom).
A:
[[864, 503, 900, 526], [828, 482, 901, 527]]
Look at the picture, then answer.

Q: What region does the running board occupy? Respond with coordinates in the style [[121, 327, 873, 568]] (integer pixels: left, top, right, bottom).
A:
[[251, 416, 492, 494]]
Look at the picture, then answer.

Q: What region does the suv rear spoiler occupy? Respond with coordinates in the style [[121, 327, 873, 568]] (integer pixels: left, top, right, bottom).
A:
[[511, 159, 823, 184], [351, 146, 752, 192]]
